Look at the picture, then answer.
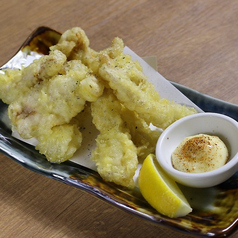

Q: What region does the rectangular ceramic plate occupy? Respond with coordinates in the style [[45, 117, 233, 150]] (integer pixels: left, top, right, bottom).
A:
[[1, 27, 238, 237]]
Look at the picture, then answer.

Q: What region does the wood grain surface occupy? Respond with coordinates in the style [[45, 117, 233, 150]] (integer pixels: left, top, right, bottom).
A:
[[1, 1, 238, 237]]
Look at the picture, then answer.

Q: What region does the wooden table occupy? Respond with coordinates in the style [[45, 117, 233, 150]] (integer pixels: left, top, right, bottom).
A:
[[1, 1, 238, 237]]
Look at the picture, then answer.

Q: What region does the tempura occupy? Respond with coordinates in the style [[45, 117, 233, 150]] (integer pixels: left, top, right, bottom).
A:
[[0, 27, 197, 188]]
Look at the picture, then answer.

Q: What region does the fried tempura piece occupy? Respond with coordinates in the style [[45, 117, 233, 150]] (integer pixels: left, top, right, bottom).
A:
[[0, 27, 197, 187], [121, 107, 161, 160], [8, 57, 102, 137], [50, 27, 90, 59], [58, 28, 161, 101], [0, 50, 67, 104], [91, 89, 138, 188], [54, 27, 196, 130], [92, 130, 137, 188], [51, 28, 123, 78], [5, 49, 103, 162], [36, 123, 82, 163], [98, 53, 196, 129]]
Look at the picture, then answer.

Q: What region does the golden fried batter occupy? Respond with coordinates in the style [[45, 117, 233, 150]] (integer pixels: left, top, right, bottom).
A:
[[0, 27, 197, 188], [0, 49, 67, 104], [121, 107, 161, 161], [2, 48, 103, 162], [36, 123, 82, 163], [99, 64, 196, 129], [54, 27, 196, 129], [8, 53, 103, 138], [91, 89, 138, 188]]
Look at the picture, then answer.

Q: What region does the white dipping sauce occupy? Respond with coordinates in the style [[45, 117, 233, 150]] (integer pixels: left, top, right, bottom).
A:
[[171, 134, 229, 173]]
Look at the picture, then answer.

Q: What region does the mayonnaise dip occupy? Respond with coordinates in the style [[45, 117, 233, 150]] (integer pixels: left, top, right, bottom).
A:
[[171, 134, 229, 173]]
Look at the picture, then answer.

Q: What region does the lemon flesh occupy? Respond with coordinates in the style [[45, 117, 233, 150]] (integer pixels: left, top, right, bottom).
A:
[[138, 154, 192, 218]]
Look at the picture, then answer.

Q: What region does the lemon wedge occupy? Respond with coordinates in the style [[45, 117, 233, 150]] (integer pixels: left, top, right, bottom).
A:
[[138, 154, 192, 218]]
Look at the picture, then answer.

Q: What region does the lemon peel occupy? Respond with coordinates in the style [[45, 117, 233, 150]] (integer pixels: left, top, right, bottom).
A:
[[138, 154, 192, 218]]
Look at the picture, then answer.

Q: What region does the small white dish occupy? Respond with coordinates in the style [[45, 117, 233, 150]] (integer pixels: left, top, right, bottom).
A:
[[156, 112, 238, 188]]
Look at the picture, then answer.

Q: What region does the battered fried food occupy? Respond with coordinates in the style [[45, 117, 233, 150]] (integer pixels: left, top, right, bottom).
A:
[[121, 107, 161, 160], [8, 54, 103, 136], [91, 89, 138, 188], [54, 27, 196, 129], [99, 64, 196, 129], [0, 27, 197, 188], [36, 123, 82, 163], [0, 49, 67, 104], [3, 48, 104, 162]]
